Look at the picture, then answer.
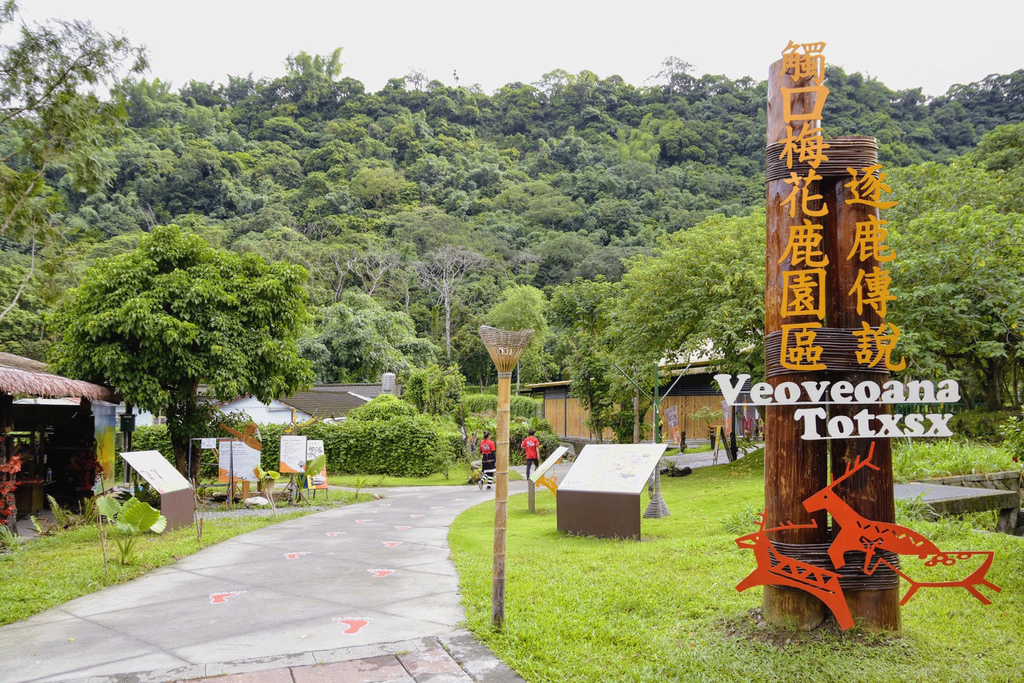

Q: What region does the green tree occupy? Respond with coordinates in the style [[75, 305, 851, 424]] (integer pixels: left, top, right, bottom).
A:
[[615, 212, 766, 377], [0, 1, 146, 319], [484, 284, 548, 383], [890, 206, 1024, 410], [403, 363, 466, 416], [49, 225, 313, 477], [299, 291, 437, 383], [548, 276, 621, 437]]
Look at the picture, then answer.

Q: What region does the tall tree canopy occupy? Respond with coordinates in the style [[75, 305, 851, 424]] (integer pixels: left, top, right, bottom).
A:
[[49, 225, 312, 476], [614, 212, 766, 377], [0, 0, 145, 319]]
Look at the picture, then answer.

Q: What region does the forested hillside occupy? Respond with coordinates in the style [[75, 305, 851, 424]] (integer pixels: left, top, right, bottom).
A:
[[2, 45, 1023, 396]]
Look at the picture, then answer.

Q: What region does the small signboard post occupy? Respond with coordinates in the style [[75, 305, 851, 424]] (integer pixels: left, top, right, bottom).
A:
[[121, 450, 194, 531], [307, 439, 329, 498], [279, 435, 309, 502], [556, 444, 666, 539], [528, 446, 568, 512]]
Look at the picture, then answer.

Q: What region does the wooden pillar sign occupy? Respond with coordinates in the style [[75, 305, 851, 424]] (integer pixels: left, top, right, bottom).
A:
[[715, 41, 998, 634]]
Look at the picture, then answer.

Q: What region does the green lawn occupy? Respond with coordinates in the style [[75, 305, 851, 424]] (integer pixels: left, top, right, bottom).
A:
[[0, 492, 370, 626], [450, 451, 1024, 682], [328, 462, 522, 488]]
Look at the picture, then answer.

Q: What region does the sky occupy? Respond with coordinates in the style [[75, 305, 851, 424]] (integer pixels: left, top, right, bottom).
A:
[[13, 1, 1024, 98]]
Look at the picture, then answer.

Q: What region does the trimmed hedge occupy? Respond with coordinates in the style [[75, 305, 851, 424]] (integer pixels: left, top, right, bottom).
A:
[[461, 393, 543, 419], [119, 413, 459, 478]]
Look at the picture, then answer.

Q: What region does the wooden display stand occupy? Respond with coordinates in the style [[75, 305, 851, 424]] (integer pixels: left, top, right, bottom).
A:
[[121, 450, 195, 532], [557, 490, 641, 539], [555, 444, 666, 541]]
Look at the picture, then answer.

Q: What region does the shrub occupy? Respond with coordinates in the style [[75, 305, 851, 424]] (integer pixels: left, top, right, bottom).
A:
[[1000, 415, 1024, 462], [347, 394, 418, 422], [327, 415, 443, 476], [511, 395, 543, 419], [948, 409, 1013, 443], [462, 394, 498, 414], [463, 394, 541, 419]]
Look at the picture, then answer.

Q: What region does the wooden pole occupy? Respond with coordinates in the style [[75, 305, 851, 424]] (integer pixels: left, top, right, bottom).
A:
[[493, 370, 511, 627], [764, 58, 830, 630], [823, 175, 901, 632], [479, 326, 533, 631]]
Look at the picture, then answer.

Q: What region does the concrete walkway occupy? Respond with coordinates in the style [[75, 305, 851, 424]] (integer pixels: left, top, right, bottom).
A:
[[0, 483, 526, 683], [0, 448, 746, 682]]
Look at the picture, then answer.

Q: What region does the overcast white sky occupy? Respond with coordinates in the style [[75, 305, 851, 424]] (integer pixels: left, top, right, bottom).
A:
[[15, 1, 1024, 97]]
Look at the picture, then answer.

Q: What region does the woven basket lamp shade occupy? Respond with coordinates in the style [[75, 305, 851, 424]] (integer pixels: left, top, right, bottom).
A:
[[478, 325, 534, 629]]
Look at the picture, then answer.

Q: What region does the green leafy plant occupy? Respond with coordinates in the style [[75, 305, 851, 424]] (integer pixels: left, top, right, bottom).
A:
[[30, 515, 57, 537], [0, 524, 22, 554], [352, 476, 370, 498], [254, 465, 281, 514], [96, 496, 168, 565], [1000, 414, 1024, 463]]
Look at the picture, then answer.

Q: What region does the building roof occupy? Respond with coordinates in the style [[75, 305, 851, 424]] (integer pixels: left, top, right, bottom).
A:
[[215, 384, 400, 420], [0, 353, 115, 401]]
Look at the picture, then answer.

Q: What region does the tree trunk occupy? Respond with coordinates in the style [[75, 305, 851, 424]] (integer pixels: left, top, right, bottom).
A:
[[984, 357, 1005, 411]]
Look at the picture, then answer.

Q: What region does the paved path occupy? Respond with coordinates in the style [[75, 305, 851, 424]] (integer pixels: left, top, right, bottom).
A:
[[0, 448, 743, 682], [0, 483, 525, 683]]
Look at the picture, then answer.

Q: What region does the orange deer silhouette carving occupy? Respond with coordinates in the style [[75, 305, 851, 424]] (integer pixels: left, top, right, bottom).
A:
[[735, 513, 854, 630]]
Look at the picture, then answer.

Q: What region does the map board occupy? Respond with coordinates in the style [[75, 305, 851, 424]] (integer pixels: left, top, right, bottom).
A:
[[530, 446, 569, 484], [122, 450, 191, 494], [279, 435, 308, 474], [558, 444, 667, 494], [218, 439, 261, 482]]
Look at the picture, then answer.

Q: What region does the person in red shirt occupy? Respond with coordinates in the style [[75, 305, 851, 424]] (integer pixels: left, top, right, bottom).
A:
[[521, 429, 540, 479], [478, 431, 496, 490]]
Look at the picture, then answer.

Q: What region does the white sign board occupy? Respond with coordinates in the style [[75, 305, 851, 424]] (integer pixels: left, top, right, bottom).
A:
[[530, 446, 569, 483], [306, 439, 328, 489], [279, 435, 308, 474], [558, 444, 667, 494], [218, 439, 261, 482], [122, 450, 191, 494], [200, 437, 217, 450]]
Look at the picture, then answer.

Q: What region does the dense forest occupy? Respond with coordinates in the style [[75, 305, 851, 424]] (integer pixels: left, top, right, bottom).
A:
[[2, 31, 1023, 411]]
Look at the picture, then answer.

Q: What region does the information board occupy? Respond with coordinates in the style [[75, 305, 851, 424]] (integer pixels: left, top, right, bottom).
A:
[[307, 439, 328, 489], [558, 444, 667, 494], [530, 446, 569, 484], [200, 437, 217, 450], [122, 450, 191, 494], [279, 435, 308, 474], [218, 439, 261, 482]]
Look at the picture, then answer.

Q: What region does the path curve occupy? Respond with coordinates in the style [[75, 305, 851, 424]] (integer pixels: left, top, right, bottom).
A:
[[0, 482, 523, 682]]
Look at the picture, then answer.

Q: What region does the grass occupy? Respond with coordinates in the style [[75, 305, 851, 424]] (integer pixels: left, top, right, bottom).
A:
[[450, 449, 1024, 682], [893, 439, 1018, 481], [328, 462, 522, 488], [0, 491, 370, 627]]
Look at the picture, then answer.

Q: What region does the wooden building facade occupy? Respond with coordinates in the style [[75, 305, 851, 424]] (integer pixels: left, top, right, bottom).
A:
[[524, 366, 744, 445]]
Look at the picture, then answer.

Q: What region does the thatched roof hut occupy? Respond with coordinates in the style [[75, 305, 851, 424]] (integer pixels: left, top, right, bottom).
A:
[[0, 353, 115, 402]]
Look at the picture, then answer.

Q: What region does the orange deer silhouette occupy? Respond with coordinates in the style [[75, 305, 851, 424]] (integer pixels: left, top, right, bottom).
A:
[[802, 441, 1000, 605], [803, 442, 939, 574], [735, 513, 854, 630]]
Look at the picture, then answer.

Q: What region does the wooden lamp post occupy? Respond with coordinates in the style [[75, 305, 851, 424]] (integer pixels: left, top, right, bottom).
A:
[[479, 325, 534, 630]]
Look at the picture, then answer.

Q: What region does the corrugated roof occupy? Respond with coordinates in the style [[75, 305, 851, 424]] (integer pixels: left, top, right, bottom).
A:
[[278, 390, 373, 419], [0, 352, 116, 401]]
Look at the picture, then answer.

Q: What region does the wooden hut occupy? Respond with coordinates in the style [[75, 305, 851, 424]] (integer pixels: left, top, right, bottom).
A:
[[0, 353, 115, 527]]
